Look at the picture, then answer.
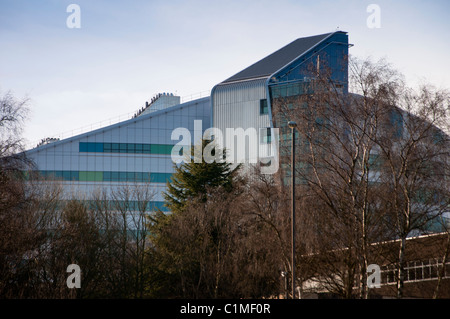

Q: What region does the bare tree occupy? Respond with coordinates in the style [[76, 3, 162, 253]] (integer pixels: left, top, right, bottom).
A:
[[89, 183, 157, 298], [243, 165, 299, 298], [0, 89, 29, 158], [373, 83, 450, 298], [270, 56, 449, 298], [0, 89, 40, 298]]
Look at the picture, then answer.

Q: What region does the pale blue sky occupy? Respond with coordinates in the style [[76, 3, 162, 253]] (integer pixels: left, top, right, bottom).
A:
[[1, 0, 449, 148]]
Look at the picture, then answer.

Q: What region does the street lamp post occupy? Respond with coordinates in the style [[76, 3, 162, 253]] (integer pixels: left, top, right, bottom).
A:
[[281, 271, 288, 299], [288, 121, 297, 299]]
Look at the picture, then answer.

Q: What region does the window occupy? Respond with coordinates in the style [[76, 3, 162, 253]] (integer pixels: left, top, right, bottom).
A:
[[290, 83, 300, 96], [79, 142, 103, 152], [103, 143, 112, 152], [71, 171, 79, 181], [95, 143, 103, 152], [135, 172, 143, 182], [62, 171, 71, 181], [111, 171, 119, 181], [142, 144, 151, 154], [104, 171, 112, 181], [260, 99, 268, 115], [260, 128, 272, 144], [368, 153, 382, 170], [79, 142, 174, 154], [433, 130, 445, 145], [111, 143, 120, 153], [390, 110, 403, 138], [142, 172, 151, 182], [127, 143, 135, 153], [79, 142, 88, 152]]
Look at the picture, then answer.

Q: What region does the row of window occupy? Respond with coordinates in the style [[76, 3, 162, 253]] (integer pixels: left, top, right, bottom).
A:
[[381, 259, 450, 284], [34, 170, 172, 183], [270, 81, 316, 99], [79, 142, 177, 155]]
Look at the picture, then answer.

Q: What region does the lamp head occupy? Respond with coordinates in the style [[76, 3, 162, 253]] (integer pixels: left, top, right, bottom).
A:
[[288, 121, 297, 129]]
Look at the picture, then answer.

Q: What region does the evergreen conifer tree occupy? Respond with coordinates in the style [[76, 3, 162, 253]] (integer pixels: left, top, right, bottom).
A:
[[164, 139, 240, 214]]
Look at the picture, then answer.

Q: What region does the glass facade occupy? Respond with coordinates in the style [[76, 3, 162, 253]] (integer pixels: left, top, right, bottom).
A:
[[79, 142, 180, 155], [270, 81, 316, 99], [25, 96, 211, 211]]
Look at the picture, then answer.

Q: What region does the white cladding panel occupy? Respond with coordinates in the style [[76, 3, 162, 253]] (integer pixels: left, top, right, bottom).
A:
[[212, 79, 275, 164], [212, 78, 270, 132]]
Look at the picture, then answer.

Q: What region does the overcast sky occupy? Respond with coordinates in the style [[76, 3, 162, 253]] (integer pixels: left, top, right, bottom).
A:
[[1, 0, 449, 148]]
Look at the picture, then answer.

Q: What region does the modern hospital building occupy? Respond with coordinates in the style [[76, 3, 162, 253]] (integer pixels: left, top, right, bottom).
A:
[[25, 31, 350, 211]]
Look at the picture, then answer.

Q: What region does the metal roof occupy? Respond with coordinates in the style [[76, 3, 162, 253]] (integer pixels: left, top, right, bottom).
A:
[[221, 32, 336, 84]]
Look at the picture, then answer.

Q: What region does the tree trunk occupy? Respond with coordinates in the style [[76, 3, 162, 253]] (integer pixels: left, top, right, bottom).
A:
[[397, 236, 406, 299]]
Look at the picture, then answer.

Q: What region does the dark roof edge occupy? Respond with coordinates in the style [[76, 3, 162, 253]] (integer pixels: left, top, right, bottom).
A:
[[215, 76, 270, 87], [220, 31, 345, 85]]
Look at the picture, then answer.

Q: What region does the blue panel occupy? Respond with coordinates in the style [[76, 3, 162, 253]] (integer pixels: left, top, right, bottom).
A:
[[87, 143, 96, 152], [95, 142, 104, 152], [79, 142, 88, 152]]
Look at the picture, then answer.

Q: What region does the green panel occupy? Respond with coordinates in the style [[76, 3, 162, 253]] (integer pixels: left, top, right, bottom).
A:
[[150, 144, 174, 155], [95, 171, 103, 181], [163, 144, 174, 155], [79, 171, 88, 181], [79, 171, 103, 182], [86, 171, 96, 181], [150, 144, 159, 154]]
